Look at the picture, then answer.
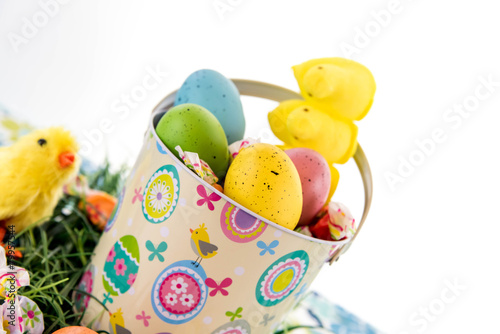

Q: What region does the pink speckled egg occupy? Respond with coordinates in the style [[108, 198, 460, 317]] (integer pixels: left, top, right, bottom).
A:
[[285, 148, 331, 226]]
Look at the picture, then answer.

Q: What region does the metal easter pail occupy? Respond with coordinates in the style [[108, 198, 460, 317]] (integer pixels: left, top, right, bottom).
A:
[[77, 80, 373, 333]]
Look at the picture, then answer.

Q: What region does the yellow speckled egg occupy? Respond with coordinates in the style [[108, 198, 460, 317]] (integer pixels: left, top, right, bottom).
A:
[[224, 143, 302, 230]]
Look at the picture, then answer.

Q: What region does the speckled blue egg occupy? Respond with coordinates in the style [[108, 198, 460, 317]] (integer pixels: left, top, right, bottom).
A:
[[175, 69, 245, 144]]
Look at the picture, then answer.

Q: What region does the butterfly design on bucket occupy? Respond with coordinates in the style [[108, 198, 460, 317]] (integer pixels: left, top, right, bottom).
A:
[[260, 313, 275, 326], [226, 306, 243, 321], [132, 187, 143, 204], [205, 277, 232, 297], [257, 240, 279, 256], [103, 292, 113, 305], [136, 310, 151, 327], [196, 185, 221, 211], [146, 240, 168, 262]]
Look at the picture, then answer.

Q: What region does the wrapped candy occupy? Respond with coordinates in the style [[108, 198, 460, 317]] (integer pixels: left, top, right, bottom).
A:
[[0, 247, 44, 334], [308, 202, 356, 241], [294, 225, 313, 238], [228, 138, 260, 160], [175, 146, 221, 191], [327, 202, 356, 241]]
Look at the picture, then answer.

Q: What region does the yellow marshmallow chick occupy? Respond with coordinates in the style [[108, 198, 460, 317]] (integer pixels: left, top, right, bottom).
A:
[[268, 100, 352, 202], [268, 100, 358, 164], [293, 57, 376, 121], [0, 127, 80, 231]]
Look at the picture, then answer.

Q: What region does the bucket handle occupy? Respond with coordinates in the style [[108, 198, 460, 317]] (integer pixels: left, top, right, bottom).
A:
[[152, 79, 373, 265]]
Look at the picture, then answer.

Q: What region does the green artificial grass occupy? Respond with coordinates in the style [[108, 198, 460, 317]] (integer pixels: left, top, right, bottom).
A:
[[13, 162, 126, 333]]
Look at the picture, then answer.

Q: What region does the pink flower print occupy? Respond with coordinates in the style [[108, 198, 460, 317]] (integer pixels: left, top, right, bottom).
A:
[[171, 277, 188, 294], [165, 293, 178, 306], [133, 187, 144, 204], [180, 293, 195, 307], [136, 310, 151, 327], [196, 185, 221, 211], [127, 273, 137, 286], [114, 259, 127, 276], [106, 248, 116, 262]]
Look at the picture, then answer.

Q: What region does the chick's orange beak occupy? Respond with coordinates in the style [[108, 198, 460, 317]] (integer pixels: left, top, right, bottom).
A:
[[59, 151, 75, 168]]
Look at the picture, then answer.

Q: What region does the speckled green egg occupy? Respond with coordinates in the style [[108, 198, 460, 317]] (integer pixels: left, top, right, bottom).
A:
[[224, 143, 302, 230], [156, 103, 229, 179]]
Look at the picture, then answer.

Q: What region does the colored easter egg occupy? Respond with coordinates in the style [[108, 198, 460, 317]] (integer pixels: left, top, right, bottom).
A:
[[102, 235, 140, 296], [211, 319, 252, 334], [104, 187, 125, 232], [256, 250, 309, 307], [220, 202, 267, 243], [53, 327, 98, 334], [156, 103, 230, 178], [224, 143, 303, 230], [142, 165, 180, 224], [175, 69, 245, 145], [285, 148, 331, 226], [151, 260, 208, 324]]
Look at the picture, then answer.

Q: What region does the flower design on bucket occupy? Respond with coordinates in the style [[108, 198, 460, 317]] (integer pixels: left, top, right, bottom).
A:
[[143, 165, 180, 223], [171, 277, 188, 294], [107, 248, 116, 262], [114, 259, 127, 276], [165, 293, 178, 306], [151, 260, 207, 324], [256, 250, 309, 307]]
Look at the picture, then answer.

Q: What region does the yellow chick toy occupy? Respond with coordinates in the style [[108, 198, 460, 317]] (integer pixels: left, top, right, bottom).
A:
[[0, 127, 80, 231], [190, 223, 218, 267], [292, 57, 376, 121]]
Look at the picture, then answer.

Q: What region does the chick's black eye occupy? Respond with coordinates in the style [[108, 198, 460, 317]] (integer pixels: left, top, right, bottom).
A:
[[37, 138, 47, 146]]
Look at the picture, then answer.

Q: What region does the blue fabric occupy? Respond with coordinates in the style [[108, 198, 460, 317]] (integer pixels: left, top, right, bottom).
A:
[[277, 291, 383, 334]]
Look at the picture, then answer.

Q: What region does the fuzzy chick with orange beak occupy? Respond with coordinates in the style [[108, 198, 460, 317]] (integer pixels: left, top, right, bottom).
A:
[[0, 127, 80, 231]]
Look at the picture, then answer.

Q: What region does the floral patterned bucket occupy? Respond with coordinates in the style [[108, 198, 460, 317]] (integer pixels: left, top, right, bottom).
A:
[[77, 80, 372, 333]]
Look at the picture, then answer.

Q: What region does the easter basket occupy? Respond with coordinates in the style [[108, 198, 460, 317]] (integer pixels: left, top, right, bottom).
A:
[[77, 80, 373, 333]]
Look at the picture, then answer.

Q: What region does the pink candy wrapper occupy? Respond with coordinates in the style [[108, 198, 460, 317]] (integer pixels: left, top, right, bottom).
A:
[[295, 225, 313, 237], [0, 247, 44, 333], [328, 202, 356, 240], [228, 137, 260, 160], [175, 146, 219, 186]]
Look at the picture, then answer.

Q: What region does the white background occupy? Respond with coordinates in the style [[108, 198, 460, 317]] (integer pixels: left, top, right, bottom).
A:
[[1, 1, 499, 333]]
